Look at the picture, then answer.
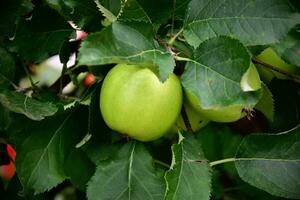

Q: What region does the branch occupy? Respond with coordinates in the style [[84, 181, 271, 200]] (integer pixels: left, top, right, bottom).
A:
[[181, 105, 193, 133], [252, 58, 300, 83]]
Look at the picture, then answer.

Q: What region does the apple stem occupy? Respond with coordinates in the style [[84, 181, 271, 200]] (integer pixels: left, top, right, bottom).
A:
[[209, 158, 236, 167], [181, 105, 194, 133], [168, 28, 184, 45], [252, 58, 300, 83], [23, 64, 37, 88]]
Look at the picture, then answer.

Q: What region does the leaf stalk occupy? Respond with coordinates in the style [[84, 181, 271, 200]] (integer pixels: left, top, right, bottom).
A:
[[209, 158, 236, 167]]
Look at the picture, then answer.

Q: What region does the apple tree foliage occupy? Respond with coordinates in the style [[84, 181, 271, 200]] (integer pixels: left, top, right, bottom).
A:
[[0, 0, 300, 199]]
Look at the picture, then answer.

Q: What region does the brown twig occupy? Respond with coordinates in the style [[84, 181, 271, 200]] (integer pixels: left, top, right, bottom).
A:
[[181, 105, 193, 133], [252, 57, 300, 83]]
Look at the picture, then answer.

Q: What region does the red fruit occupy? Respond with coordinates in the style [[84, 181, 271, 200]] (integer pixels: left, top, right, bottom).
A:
[[0, 161, 15, 181], [0, 144, 16, 181], [83, 73, 96, 86], [76, 30, 88, 40], [6, 144, 16, 161]]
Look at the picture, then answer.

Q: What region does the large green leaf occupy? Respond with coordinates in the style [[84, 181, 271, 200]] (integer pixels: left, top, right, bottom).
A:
[[184, 0, 300, 48], [174, 0, 191, 20], [0, 48, 15, 87], [87, 141, 165, 200], [273, 28, 300, 67], [9, 4, 74, 63], [117, 0, 151, 23], [64, 148, 95, 191], [87, 83, 111, 143], [78, 22, 175, 81], [0, 90, 58, 121], [196, 123, 242, 161], [100, 0, 122, 16], [165, 133, 211, 200], [1, 176, 45, 200], [135, 0, 172, 25], [14, 106, 88, 194], [269, 80, 300, 132], [235, 126, 300, 199], [0, 0, 33, 36], [0, 105, 11, 131], [181, 36, 261, 109], [45, 0, 104, 32], [93, 0, 151, 27]]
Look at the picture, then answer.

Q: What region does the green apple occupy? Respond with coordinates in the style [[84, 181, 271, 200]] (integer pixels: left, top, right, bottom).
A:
[[241, 63, 261, 92], [175, 103, 210, 132], [185, 64, 261, 123], [186, 91, 246, 122], [256, 47, 297, 82], [100, 64, 183, 141]]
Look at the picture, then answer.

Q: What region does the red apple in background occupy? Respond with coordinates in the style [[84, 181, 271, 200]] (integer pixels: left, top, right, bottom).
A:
[[0, 144, 16, 181], [76, 30, 88, 40], [83, 73, 96, 87]]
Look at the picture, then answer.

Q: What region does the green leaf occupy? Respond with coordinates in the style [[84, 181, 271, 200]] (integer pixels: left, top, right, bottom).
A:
[[181, 36, 261, 109], [0, 47, 15, 87], [0, 90, 58, 121], [93, 0, 152, 25], [64, 148, 95, 191], [184, 0, 300, 48], [135, 0, 172, 25], [1, 176, 46, 200], [0, 0, 33, 36], [59, 40, 72, 65], [117, 0, 151, 23], [196, 123, 242, 161], [235, 126, 300, 199], [9, 4, 74, 63], [88, 83, 111, 143], [174, 0, 191, 20], [14, 106, 88, 194], [254, 83, 274, 121], [269, 80, 300, 132], [94, 0, 117, 23], [99, 0, 122, 16], [45, 0, 104, 32], [290, 0, 300, 12], [273, 28, 300, 67], [78, 22, 175, 81], [165, 133, 211, 200], [196, 123, 242, 180], [0, 105, 11, 131], [87, 141, 165, 200]]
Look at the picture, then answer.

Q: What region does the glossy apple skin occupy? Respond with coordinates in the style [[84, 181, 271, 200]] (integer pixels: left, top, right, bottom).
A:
[[176, 103, 210, 132], [186, 91, 246, 123], [256, 47, 297, 82], [100, 64, 183, 141]]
